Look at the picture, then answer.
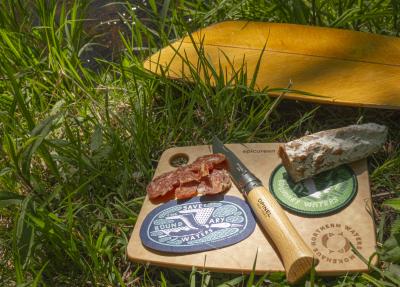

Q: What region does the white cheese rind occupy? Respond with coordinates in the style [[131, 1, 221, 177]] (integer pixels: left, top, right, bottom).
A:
[[278, 123, 388, 182]]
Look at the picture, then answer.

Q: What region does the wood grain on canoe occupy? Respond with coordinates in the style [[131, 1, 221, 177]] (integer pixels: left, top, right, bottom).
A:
[[143, 21, 400, 109]]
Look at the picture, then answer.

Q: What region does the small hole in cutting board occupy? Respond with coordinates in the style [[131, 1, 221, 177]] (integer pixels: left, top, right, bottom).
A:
[[169, 153, 189, 167]]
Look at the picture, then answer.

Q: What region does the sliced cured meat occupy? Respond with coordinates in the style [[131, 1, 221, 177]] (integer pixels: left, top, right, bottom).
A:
[[208, 169, 231, 194], [175, 182, 198, 199], [146, 170, 178, 199], [197, 169, 231, 195], [187, 153, 226, 177], [147, 165, 203, 199], [191, 154, 226, 167], [146, 153, 231, 200]]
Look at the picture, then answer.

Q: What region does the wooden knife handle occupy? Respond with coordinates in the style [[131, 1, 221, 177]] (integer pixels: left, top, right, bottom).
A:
[[247, 186, 317, 284]]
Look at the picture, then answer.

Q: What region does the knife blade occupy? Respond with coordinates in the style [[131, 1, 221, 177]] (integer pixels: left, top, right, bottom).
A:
[[212, 137, 262, 193], [212, 137, 317, 284]]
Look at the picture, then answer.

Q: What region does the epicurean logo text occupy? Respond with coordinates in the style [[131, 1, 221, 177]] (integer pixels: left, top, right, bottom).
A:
[[243, 149, 275, 154]]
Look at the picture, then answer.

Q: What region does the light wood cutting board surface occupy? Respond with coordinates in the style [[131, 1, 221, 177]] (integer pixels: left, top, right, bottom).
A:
[[127, 143, 377, 275]]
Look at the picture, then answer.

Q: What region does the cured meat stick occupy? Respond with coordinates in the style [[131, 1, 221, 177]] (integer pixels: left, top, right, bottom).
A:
[[278, 123, 388, 182]]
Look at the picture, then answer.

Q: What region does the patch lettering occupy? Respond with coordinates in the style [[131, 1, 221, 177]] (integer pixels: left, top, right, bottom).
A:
[[310, 223, 363, 264], [140, 195, 256, 253], [269, 164, 357, 216]]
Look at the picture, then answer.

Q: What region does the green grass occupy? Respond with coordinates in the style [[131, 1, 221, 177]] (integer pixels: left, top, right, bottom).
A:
[[0, 0, 399, 286]]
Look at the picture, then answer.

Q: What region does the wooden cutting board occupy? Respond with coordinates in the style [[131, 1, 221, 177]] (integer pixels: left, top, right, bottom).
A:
[[143, 21, 400, 109], [127, 143, 377, 275]]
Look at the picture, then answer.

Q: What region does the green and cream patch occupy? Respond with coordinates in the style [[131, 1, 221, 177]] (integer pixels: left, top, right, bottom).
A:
[[269, 164, 357, 216]]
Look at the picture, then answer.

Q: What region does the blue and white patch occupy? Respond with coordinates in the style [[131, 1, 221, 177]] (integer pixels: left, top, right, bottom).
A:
[[140, 195, 256, 253]]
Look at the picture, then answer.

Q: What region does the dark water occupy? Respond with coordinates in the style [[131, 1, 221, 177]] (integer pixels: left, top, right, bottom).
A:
[[80, 0, 148, 69]]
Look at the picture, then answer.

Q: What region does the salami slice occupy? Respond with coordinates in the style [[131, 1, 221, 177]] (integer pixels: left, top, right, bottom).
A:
[[147, 154, 231, 200], [197, 169, 231, 195]]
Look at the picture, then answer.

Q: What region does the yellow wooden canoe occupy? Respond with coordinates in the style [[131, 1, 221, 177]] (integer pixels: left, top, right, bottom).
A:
[[143, 21, 400, 109]]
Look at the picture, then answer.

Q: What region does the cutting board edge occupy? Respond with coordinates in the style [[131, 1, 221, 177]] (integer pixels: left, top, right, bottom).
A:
[[127, 252, 376, 275], [127, 144, 377, 275]]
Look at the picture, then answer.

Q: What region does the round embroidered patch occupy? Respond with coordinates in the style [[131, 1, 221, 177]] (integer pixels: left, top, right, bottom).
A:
[[269, 164, 357, 216], [140, 195, 256, 253]]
